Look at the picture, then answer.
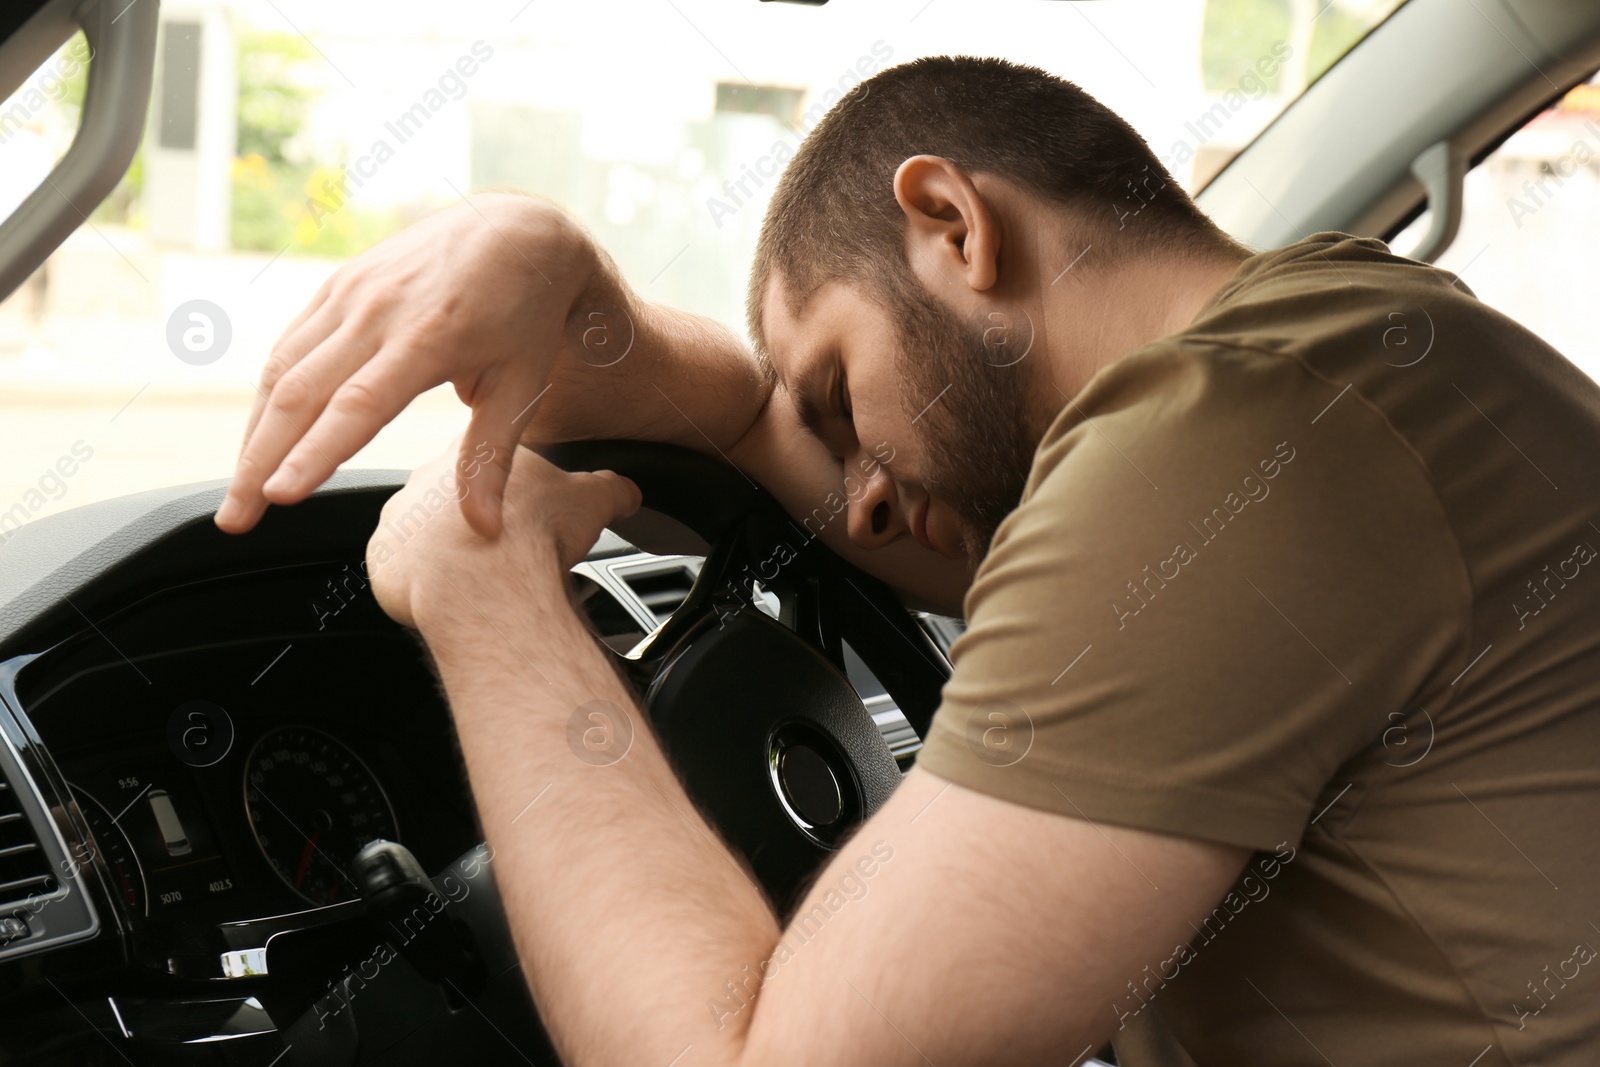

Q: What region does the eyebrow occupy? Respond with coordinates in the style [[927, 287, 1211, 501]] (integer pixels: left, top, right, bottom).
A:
[[791, 368, 829, 440]]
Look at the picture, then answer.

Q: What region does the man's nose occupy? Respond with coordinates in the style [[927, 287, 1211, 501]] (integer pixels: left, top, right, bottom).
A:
[[845, 461, 905, 550]]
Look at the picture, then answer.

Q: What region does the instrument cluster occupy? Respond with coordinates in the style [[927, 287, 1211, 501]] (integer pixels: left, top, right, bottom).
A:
[[6, 563, 480, 954], [66, 721, 403, 923]]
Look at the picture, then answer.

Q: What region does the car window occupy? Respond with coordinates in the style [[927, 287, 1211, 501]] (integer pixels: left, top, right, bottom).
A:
[[0, 0, 1403, 530], [1391, 72, 1600, 385]]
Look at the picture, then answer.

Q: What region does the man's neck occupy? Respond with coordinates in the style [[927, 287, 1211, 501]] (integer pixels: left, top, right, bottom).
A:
[[1037, 242, 1251, 405]]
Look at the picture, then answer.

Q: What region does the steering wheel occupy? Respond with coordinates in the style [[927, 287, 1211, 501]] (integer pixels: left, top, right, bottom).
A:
[[269, 441, 952, 1066]]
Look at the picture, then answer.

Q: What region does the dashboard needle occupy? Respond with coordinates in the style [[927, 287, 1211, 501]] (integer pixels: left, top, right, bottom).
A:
[[294, 831, 321, 890]]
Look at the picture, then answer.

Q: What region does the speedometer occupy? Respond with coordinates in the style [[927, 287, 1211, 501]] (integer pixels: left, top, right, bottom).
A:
[[242, 727, 398, 906]]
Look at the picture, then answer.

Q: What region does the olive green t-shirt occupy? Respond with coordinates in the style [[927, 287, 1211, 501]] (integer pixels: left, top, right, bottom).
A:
[[916, 233, 1600, 1066]]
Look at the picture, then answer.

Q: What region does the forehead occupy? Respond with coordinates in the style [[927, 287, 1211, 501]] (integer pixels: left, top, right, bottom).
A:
[[760, 271, 885, 385], [762, 273, 912, 441]]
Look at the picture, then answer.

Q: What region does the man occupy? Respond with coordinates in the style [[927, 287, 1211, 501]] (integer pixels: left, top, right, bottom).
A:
[[216, 57, 1600, 1066]]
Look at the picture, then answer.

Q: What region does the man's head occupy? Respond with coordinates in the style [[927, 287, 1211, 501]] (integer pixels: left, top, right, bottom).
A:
[[749, 56, 1243, 567]]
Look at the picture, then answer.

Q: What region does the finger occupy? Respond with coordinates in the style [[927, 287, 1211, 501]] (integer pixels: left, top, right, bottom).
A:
[[263, 342, 445, 503], [457, 363, 552, 540], [220, 321, 391, 532], [238, 284, 339, 452], [217, 305, 343, 533], [551, 469, 641, 569], [587, 469, 644, 523]]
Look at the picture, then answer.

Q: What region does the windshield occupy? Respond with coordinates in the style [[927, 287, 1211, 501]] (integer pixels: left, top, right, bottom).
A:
[[0, 0, 1404, 527]]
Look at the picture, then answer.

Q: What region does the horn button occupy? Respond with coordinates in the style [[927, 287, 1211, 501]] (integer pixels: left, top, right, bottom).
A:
[[772, 729, 846, 830]]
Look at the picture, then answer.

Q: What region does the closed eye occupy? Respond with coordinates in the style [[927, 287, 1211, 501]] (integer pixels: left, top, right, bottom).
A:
[[828, 369, 859, 459], [792, 358, 857, 462]]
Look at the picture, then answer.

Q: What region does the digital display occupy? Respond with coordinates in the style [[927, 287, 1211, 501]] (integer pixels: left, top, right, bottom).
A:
[[82, 761, 236, 910]]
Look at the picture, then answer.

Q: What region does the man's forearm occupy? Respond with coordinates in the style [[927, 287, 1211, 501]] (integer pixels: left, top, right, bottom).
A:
[[423, 561, 778, 1066], [522, 213, 770, 459], [510, 203, 972, 614]]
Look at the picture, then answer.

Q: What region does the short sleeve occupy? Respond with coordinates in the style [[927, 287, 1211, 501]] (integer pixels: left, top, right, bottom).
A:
[[913, 343, 1471, 851]]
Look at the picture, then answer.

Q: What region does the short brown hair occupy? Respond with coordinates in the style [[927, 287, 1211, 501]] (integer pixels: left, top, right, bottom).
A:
[[747, 55, 1233, 367]]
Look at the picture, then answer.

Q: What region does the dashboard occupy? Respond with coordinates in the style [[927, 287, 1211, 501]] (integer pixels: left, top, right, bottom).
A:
[[0, 474, 520, 1062], [0, 468, 952, 1064]]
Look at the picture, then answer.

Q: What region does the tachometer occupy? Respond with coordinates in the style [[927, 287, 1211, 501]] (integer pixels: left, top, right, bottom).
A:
[[242, 727, 398, 906], [68, 784, 147, 918]]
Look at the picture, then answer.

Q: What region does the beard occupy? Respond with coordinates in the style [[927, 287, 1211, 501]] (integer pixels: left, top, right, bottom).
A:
[[888, 280, 1051, 569]]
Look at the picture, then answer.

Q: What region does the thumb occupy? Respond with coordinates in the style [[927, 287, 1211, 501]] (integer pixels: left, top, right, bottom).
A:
[[553, 470, 641, 571], [589, 470, 643, 523], [458, 365, 545, 539]]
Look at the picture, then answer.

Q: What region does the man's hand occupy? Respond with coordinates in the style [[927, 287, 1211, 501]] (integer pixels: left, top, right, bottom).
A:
[[365, 440, 640, 631], [216, 193, 595, 539]]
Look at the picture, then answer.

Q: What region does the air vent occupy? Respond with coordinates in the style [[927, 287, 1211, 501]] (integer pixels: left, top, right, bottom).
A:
[[572, 576, 651, 653], [570, 553, 705, 647], [619, 565, 699, 624], [0, 776, 56, 910], [0, 727, 98, 959], [841, 642, 923, 762], [869, 702, 923, 762]]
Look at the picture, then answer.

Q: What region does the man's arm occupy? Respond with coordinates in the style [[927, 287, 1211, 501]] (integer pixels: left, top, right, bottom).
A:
[[221, 193, 967, 611], [529, 245, 972, 613], [371, 448, 1249, 1067]]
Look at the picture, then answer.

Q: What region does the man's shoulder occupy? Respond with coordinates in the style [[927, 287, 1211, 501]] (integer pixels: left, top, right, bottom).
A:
[[1175, 231, 1503, 372], [1014, 228, 1535, 522], [1213, 231, 1477, 305], [1017, 337, 1338, 517]]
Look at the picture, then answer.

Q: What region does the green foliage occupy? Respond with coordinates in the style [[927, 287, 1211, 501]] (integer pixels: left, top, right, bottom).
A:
[[57, 33, 88, 110], [1306, 6, 1366, 83], [1202, 0, 1292, 94], [1201, 0, 1401, 97], [229, 155, 298, 251], [230, 157, 396, 256], [236, 31, 317, 165], [231, 29, 316, 250], [230, 31, 398, 256]]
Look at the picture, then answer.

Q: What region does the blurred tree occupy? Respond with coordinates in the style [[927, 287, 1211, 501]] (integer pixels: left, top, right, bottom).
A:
[[236, 31, 316, 165], [231, 30, 397, 257], [1201, 0, 1377, 97], [232, 31, 316, 251], [1202, 0, 1292, 94]]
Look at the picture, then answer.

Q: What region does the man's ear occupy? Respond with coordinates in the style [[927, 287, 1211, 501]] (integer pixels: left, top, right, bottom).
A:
[[893, 155, 1000, 294]]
